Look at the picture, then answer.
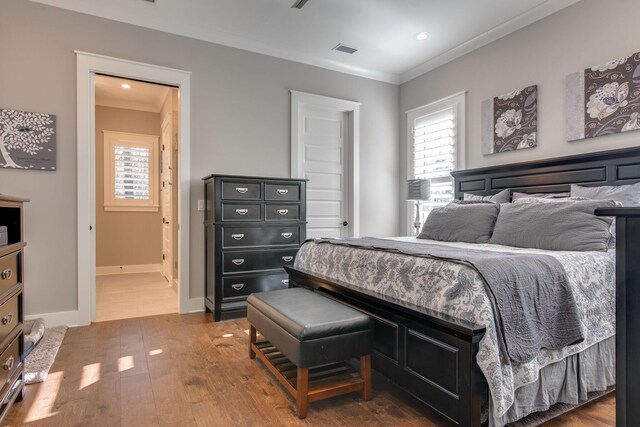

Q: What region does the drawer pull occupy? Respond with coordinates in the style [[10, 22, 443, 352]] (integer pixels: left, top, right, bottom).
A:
[[276, 189, 289, 195], [231, 234, 244, 240], [231, 259, 245, 266], [281, 232, 293, 239], [1, 313, 13, 325], [281, 279, 290, 286], [282, 256, 293, 262], [0, 268, 12, 281], [277, 209, 289, 215], [235, 209, 249, 215], [236, 187, 249, 194], [231, 283, 245, 291], [2, 356, 13, 372]]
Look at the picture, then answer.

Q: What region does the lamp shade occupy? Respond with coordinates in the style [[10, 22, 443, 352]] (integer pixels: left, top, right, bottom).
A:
[[407, 179, 430, 201]]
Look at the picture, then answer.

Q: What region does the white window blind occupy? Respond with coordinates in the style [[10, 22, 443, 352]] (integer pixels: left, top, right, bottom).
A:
[[114, 145, 151, 200], [103, 131, 159, 212], [407, 93, 465, 234]]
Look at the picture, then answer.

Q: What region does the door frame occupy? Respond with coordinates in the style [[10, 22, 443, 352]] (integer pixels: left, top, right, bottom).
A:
[[290, 90, 360, 237], [76, 51, 192, 325]]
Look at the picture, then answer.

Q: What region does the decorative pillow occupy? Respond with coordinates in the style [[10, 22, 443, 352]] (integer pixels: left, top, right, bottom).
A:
[[489, 199, 616, 252], [418, 201, 500, 243], [513, 196, 587, 204], [512, 191, 570, 201], [463, 189, 511, 203], [571, 183, 640, 206], [571, 182, 640, 248]]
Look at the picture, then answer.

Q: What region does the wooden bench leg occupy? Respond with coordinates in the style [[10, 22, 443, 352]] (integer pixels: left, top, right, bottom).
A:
[[249, 324, 256, 359], [296, 367, 309, 419], [360, 354, 372, 401]]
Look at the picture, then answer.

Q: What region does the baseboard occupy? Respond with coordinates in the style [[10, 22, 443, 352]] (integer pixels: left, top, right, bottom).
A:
[[25, 310, 82, 328], [170, 278, 179, 292], [187, 297, 205, 313], [96, 263, 162, 275]]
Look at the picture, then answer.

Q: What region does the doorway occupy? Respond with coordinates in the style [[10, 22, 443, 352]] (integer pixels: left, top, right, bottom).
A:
[[94, 75, 179, 322], [291, 91, 360, 238], [76, 52, 193, 326]]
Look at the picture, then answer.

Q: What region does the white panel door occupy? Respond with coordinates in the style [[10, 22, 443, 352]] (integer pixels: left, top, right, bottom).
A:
[[299, 106, 350, 238], [160, 116, 172, 281]]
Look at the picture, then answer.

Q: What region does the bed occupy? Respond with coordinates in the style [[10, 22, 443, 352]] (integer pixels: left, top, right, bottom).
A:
[[285, 146, 640, 426]]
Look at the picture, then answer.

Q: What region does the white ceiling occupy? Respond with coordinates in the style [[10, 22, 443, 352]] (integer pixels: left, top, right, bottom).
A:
[[31, 0, 581, 84], [95, 75, 170, 113]]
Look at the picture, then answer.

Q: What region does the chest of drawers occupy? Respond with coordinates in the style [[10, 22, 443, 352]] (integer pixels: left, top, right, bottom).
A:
[[203, 175, 306, 321], [0, 195, 28, 422]]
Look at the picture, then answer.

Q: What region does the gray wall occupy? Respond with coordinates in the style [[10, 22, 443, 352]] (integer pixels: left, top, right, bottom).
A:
[[399, 0, 640, 230], [95, 106, 162, 268], [0, 0, 399, 316]]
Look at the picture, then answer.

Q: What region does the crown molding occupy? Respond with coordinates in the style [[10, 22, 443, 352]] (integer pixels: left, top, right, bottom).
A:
[[399, 0, 582, 84]]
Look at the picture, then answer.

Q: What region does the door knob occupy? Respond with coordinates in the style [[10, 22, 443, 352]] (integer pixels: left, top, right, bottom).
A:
[[342, 221, 348, 226]]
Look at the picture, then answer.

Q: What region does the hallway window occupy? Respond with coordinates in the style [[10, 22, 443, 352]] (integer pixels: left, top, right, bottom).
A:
[[103, 131, 159, 212]]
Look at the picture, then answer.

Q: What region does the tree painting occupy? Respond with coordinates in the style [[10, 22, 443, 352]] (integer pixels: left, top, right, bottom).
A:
[[0, 108, 56, 170]]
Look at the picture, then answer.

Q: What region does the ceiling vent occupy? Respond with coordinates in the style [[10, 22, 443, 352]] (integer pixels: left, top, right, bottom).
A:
[[141, 0, 156, 3], [333, 44, 358, 55]]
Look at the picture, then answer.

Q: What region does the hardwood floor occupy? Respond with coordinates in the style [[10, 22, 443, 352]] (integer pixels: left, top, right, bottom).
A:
[[95, 273, 178, 322], [3, 314, 615, 426]]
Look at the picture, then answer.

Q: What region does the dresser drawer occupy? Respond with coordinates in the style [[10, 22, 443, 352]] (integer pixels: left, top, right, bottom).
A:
[[222, 226, 301, 248], [0, 333, 21, 387], [221, 181, 261, 200], [265, 204, 300, 221], [222, 273, 289, 300], [221, 203, 262, 221], [0, 295, 19, 344], [265, 184, 300, 201], [222, 249, 297, 274], [0, 253, 18, 296]]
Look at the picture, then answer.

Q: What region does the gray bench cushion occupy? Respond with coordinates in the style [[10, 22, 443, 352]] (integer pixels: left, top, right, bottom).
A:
[[247, 288, 372, 341], [247, 288, 373, 367]]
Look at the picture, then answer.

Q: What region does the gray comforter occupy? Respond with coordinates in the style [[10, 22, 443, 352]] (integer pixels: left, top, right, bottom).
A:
[[314, 237, 584, 364]]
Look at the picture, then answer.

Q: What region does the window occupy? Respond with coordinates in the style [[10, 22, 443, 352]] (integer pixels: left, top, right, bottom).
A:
[[103, 131, 159, 212], [406, 92, 465, 235]]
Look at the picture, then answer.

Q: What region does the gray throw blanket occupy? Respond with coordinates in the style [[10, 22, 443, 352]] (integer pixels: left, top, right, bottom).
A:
[[313, 237, 584, 363]]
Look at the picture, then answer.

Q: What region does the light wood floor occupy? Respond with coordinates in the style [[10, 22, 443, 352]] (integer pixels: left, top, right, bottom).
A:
[[4, 314, 615, 427], [95, 272, 178, 322]]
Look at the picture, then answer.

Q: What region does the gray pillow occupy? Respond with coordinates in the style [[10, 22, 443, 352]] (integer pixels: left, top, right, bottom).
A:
[[571, 183, 640, 248], [418, 201, 500, 243], [489, 199, 616, 251], [512, 191, 570, 201], [571, 183, 640, 206], [463, 189, 510, 203]]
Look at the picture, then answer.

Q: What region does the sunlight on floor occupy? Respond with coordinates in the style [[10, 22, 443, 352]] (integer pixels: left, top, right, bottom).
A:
[[80, 363, 101, 390], [148, 349, 163, 356], [25, 371, 63, 423], [118, 355, 134, 372]]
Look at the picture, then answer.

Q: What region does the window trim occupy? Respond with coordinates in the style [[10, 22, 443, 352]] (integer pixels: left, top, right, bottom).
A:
[[405, 91, 466, 235], [103, 130, 160, 212]]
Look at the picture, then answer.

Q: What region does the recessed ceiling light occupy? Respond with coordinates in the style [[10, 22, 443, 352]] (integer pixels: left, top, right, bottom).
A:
[[121, 84, 131, 89], [415, 32, 429, 41]]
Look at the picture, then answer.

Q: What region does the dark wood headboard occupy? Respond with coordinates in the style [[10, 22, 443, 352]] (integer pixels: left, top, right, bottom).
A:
[[451, 146, 640, 198]]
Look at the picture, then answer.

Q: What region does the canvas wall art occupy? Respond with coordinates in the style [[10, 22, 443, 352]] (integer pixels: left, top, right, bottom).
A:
[[0, 108, 56, 170], [481, 85, 537, 155], [566, 51, 640, 141]]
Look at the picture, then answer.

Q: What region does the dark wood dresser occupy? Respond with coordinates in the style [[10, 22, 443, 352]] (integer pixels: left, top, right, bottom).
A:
[[0, 195, 27, 422], [203, 175, 306, 321], [596, 207, 640, 427]]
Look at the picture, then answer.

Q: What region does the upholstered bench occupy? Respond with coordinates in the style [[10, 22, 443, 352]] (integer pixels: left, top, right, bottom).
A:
[[247, 288, 373, 418]]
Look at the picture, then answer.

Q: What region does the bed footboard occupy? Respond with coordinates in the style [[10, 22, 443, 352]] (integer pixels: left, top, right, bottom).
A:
[[285, 266, 488, 426]]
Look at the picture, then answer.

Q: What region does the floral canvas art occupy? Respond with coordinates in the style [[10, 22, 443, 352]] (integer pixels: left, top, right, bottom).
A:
[[0, 108, 56, 170], [481, 85, 538, 155], [566, 51, 640, 141]]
